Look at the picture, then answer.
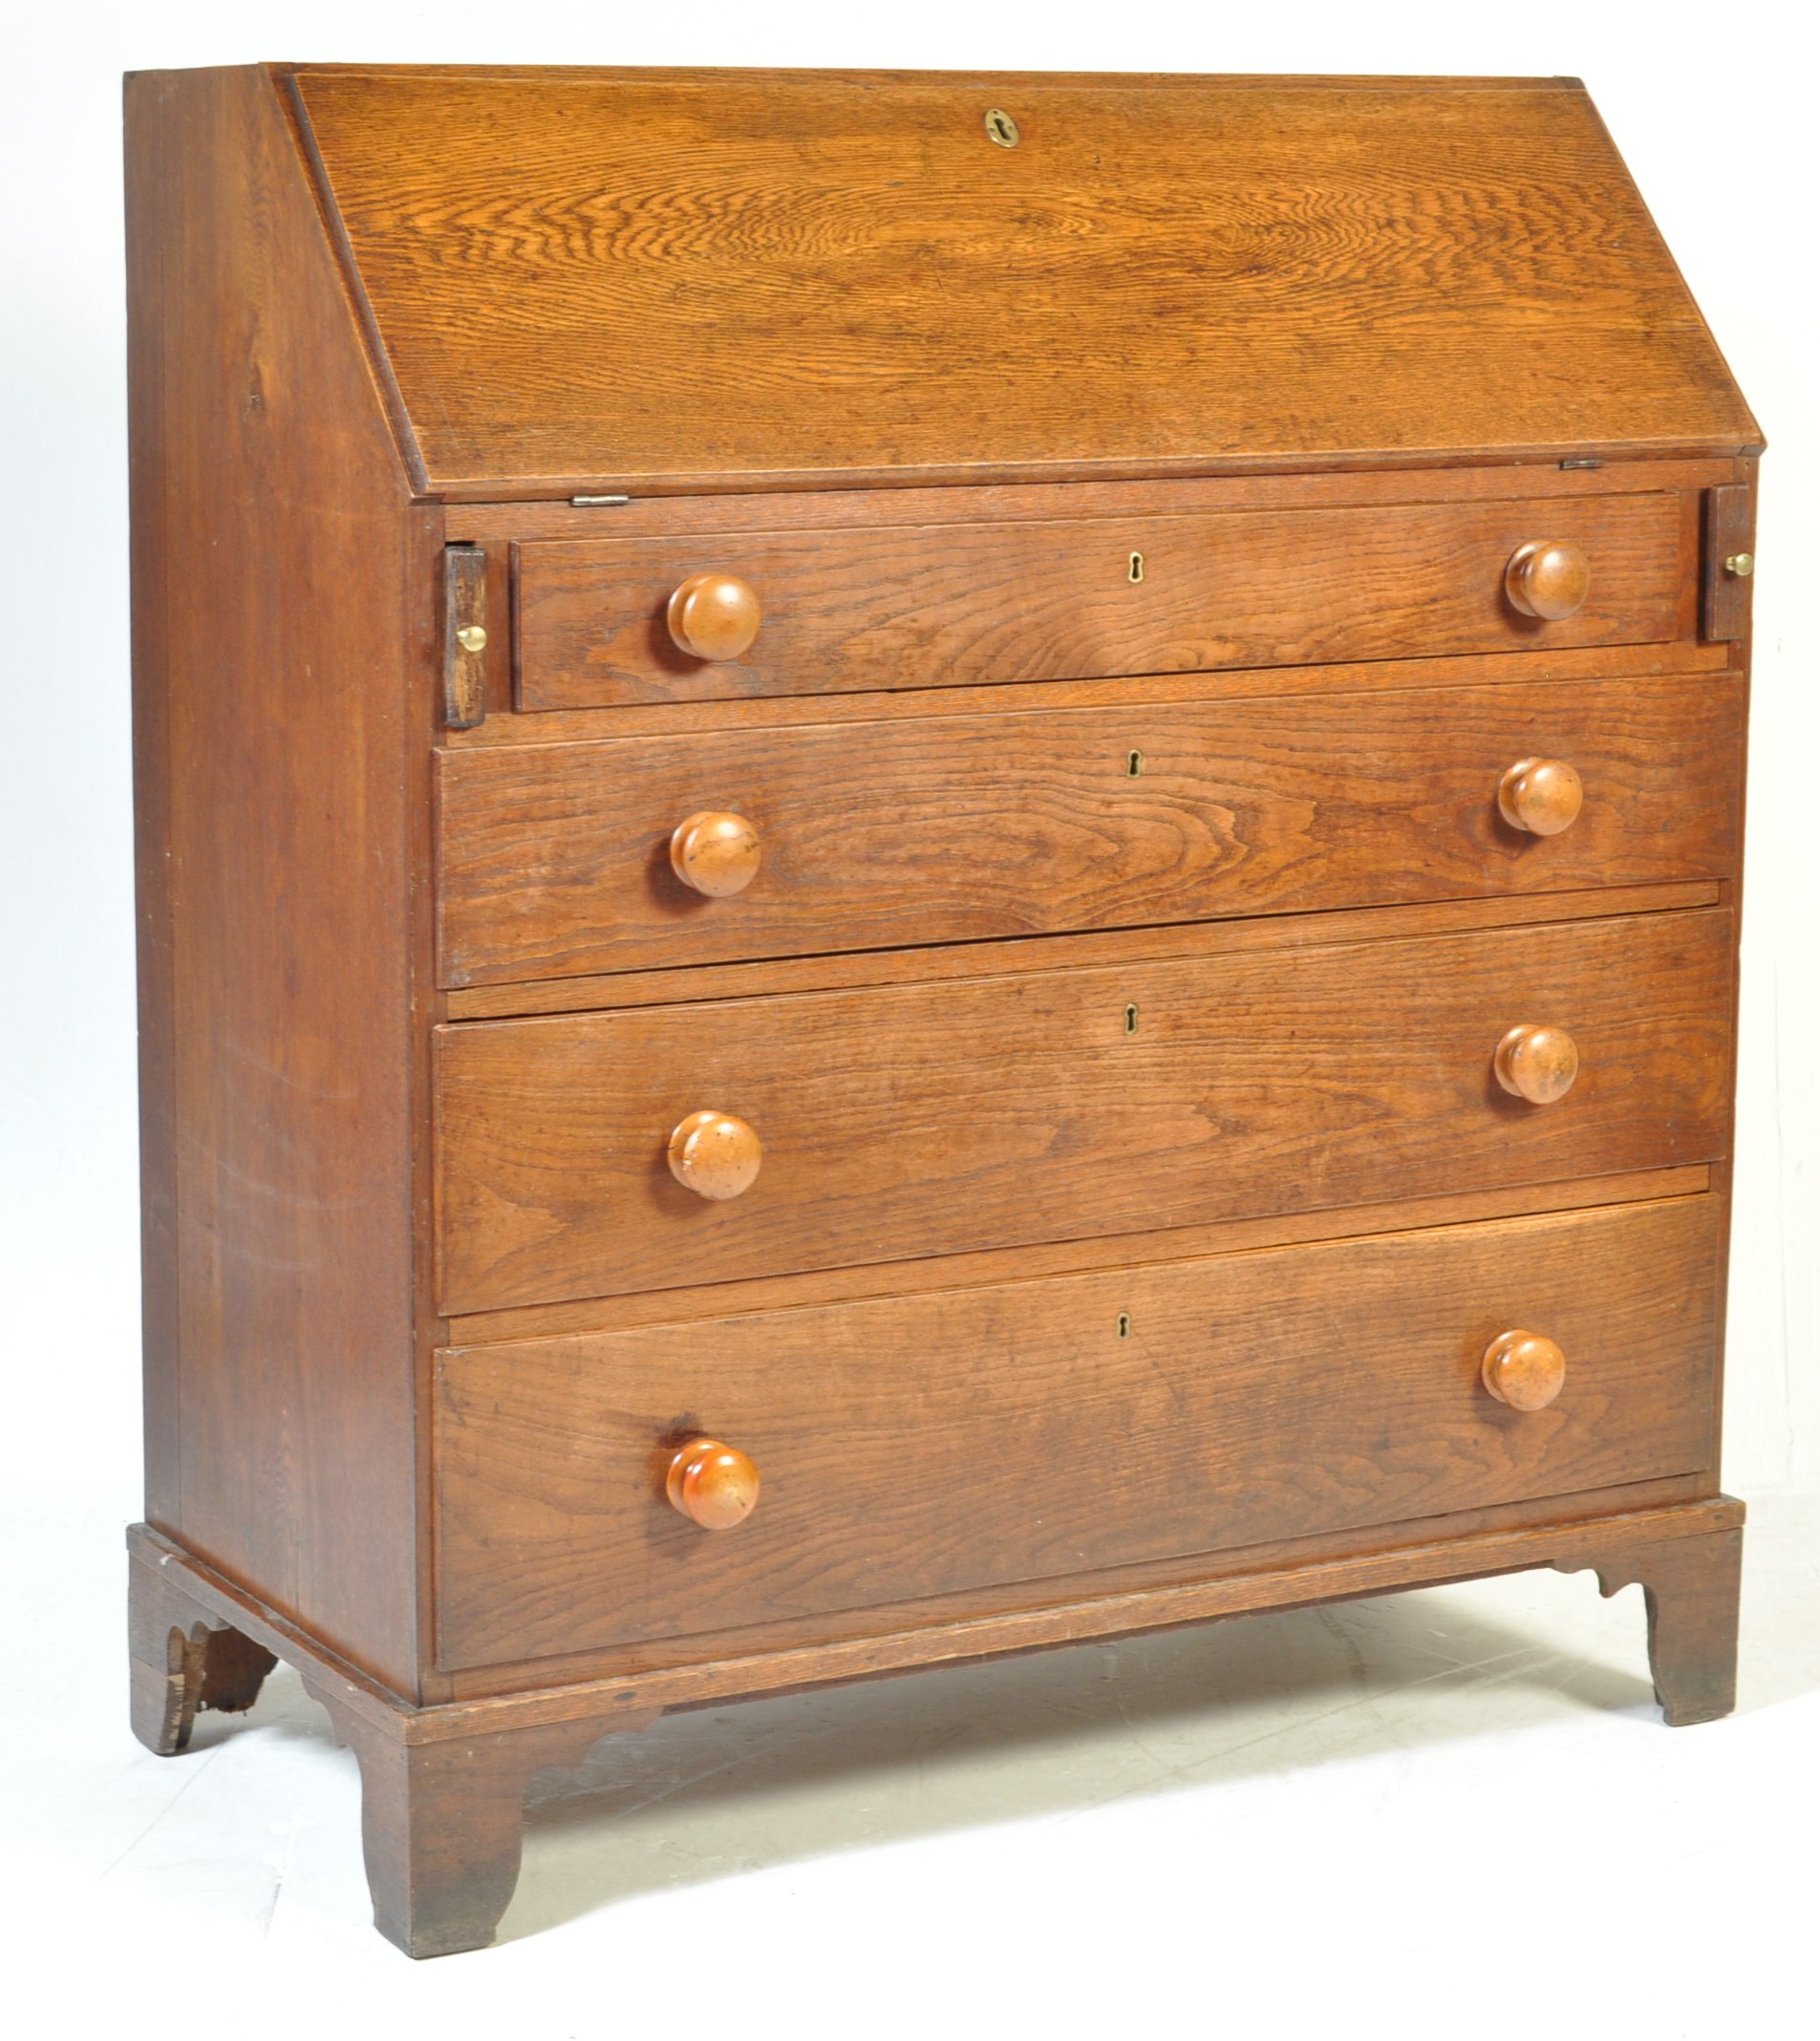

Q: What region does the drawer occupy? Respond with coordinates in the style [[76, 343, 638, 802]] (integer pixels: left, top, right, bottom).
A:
[[514, 489, 1696, 711], [437, 671, 1742, 986], [433, 1192, 1721, 1669], [435, 907, 1731, 1315]]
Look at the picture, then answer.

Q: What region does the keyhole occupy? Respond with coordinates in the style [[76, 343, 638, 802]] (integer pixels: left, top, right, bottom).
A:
[[1117, 1313, 1132, 1340], [1128, 551, 1145, 583], [984, 108, 1019, 147], [1126, 749, 1144, 778], [1124, 1003, 1139, 1036]]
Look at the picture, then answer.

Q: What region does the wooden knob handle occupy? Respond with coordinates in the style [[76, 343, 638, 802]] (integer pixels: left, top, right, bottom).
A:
[[665, 1437, 760, 1529], [1505, 540, 1591, 621], [667, 572, 761, 661], [670, 811, 761, 897], [1482, 1329, 1567, 1411], [1494, 1023, 1580, 1105], [667, 1109, 762, 1199], [1498, 757, 1584, 836]]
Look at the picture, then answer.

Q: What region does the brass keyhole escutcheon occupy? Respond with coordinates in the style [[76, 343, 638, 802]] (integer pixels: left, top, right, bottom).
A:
[[1128, 550, 1145, 584], [984, 108, 1019, 148], [1126, 749, 1145, 778], [1124, 1003, 1140, 1036], [1117, 1313, 1132, 1340]]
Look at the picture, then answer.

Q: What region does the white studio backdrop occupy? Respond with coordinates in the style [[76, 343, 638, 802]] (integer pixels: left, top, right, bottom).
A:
[[1, 0, 1812, 1517]]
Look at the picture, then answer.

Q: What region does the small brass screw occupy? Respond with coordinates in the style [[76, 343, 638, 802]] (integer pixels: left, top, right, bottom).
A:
[[984, 108, 1019, 148], [1725, 552, 1754, 577], [456, 624, 488, 654]]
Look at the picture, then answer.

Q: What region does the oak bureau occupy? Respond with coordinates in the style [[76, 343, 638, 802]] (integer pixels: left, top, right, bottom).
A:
[[125, 65, 1760, 1955]]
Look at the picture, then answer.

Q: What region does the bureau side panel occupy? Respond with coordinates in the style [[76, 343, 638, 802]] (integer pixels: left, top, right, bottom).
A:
[[1708, 454, 1759, 1487], [126, 64, 425, 1690]]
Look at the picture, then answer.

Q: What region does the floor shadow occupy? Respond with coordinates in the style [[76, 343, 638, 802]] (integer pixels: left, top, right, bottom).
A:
[[182, 1670, 353, 1755], [181, 1536, 1813, 1944], [499, 1574, 1657, 1939], [144, 1493, 1820, 1949]]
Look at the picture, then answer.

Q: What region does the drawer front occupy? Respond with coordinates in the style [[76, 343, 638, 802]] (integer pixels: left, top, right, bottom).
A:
[[434, 1193, 1720, 1669], [436, 908, 1731, 1315], [515, 491, 1694, 712], [438, 672, 1741, 987]]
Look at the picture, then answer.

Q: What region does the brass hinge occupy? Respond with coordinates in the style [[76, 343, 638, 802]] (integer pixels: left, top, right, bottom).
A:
[[1702, 484, 1756, 642], [442, 544, 488, 728]]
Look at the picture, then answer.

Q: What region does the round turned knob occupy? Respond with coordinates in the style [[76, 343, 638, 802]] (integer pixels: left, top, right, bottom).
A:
[[1494, 1023, 1580, 1105], [1505, 540, 1591, 621], [667, 1109, 762, 1199], [665, 1438, 760, 1529], [1482, 1329, 1567, 1411], [670, 810, 761, 897], [667, 572, 761, 661], [1498, 757, 1584, 837]]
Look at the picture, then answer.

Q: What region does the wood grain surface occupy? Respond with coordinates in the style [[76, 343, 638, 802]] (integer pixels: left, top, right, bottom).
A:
[[302, 1679, 639, 1957], [1505, 538, 1592, 620], [513, 491, 1691, 710], [284, 68, 1758, 496], [1703, 481, 1757, 640], [125, 63, 1759, 1956], [441, 545, 487, 729], [443, 880, 1723, 1023], [448, 636, 1731, 756], [1575, 1520, 1744, 1726], [435, 906, 1732, 1313], [445, 1166, 1710, 1349], [131, 1495, 1747, 1738], [129, 1544, 279, 1756], [127, 65, 430, 1690], [433, 1193, 1719, 1667], [448, 457, 1741, 549], [436, 670, 1742, 985]]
